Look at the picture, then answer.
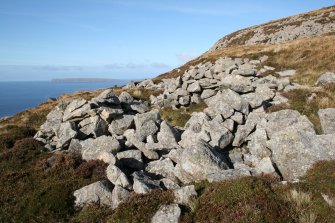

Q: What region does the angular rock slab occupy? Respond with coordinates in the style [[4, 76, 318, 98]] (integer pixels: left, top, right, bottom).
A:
[[80, 136, 121, 161], [151, 204, 181, 223], [267, 127, 335, 180], [73, 180, 113, 207], [318, 108, 335, 134]]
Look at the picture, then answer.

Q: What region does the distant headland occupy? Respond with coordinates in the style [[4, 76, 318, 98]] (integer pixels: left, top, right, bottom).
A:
[[51, 78, 120, 83]]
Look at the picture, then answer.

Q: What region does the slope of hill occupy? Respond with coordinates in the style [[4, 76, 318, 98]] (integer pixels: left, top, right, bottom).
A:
[[1, 5, 335, 223]]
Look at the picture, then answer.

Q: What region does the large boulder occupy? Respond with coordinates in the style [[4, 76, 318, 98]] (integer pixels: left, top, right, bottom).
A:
[[151, 204, 181, 223], [73, 180, 113, 207], [146, 158, 176, 180], [178, 140, 230, 182], [174, 185, 197, 206], [315, 72, 335, 86], [117, 150, 144, 170], [132, 171, 161, 194], [318, 108, 335, 134], [134, 110, 161, 141], [56, 121, 77, 149], [78, 116, 107, 138], [111, 185, 130, 209], [108, 114, 135, 135], [80, 136, 121, 161], [267, 127, 335, 180], [106, 164, 132, 190]]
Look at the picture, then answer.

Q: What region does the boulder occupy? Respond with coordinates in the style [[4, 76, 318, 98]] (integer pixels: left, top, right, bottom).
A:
[[134, 110, 161, 141], [117, 150, 144, 170], [187, 82, 202, 93], [151, 204, 181, 223], [318, 108, 335, 134], [106, 164, 132, 190], [220, 74, 254, 93], [265, 109, 315, 138], [174, 185, 197, 205], [276, 69, 296, 77], [132, 171, 161, 194], [73, 180, 113, 207], [130, 101, 149, 113], [157, 121, 180, 148], [179, 95, 190, 106], [254, 157, 277, 176], [267, 127, 335, 180], [206, 169, 251, 183], [111, 185, 130, 209], [179, 140, 229, 182], [99, 106, 124, 122], [232, 63, 256, 76], [146, 158, 176, 180], [241, 85, 275, 108], [315, 72, 335, 86], [200, 89, 216, 99], [93, 89, 120, 104], [78, 116, 107, 138], [108, 115, 135, 135], [56, 121, 77, 149], [80, 136, 121, 161], [118, 91, 134, 104]]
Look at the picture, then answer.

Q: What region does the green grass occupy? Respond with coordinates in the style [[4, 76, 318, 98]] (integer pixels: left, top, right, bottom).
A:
[[160, 102, 208, 127]]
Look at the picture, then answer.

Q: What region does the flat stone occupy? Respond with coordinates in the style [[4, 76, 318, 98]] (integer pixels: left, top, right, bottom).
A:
[[80, 136, 121, 161], [108, 115, 134, 135]]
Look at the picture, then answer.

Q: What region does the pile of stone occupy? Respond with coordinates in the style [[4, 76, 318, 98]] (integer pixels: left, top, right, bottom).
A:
[[145, 57, 295, 109], [35, 57, 335, 218]]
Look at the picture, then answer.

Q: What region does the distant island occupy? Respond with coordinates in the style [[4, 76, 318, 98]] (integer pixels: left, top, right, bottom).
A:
[[51, 78, 120, 83]]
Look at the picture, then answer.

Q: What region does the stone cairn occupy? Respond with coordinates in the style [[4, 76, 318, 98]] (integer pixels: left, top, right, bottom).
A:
[[35, 57, 335, 221]]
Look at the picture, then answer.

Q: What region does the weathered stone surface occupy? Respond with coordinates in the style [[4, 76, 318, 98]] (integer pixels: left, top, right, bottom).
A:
[[265, 109, 315, 138], [174, 185, 197, 205], [132, 171, 161, 194], [130, 101, 149, 113], [68, 139, 82, 156], [276, 69, 296, 77], [78, 116, 107, 138], [56, 121, 77, 149], [254, 157, 277, 176], [200, 89, 216, 99], [316, 72, 335, 86], [187, 82, 202, 93], [80, 136, 121, 161], [118, 91, 134, 104], [232, 63, 256, 76], [97, 151, 116, 164], [117, 150, 144, 170], [157, 121, 180, 148], [206, 169, 251, 183], [99, 106, 124, 122], [94, 89, 120, 104], [247, 127, 270, 159], [151, 204, 181, 223], [106, 164, 132, 190], [111, 185, 130, 209], [134, 110, 161, 141], [318, 108, 335, 134], [146, 158, 176, 180], [179, 95, 190, 106], [73, 180, 113, 207], [267, 127, 335, 180], [241, 85, 275, 108], [63, 103, 91, 122], [179, 140, 229, 182], [230, 112, 244, 125], [109, 115, 134, 135], [220, 74, 254, 93]]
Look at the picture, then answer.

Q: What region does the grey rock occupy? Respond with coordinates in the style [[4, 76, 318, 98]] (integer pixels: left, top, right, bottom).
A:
[[63, 103, 91, 122], [206, 169, 251, 183], [134, 110, 161, 141], [56, 121, 77, 149], [276, 69, 296, 77], [191, 94, 201, 104], [157, 121, 180, 148], [200, 89, 216, 99], [119, 91, 134, 104], [175, 88, 189, 97], [99, 106, 124, 122], [151, 204, 181, 223], [117, 150, 144, 170], [68, 139, 82, 156], [241, 85, 275, 108], [174, 185, 197, 205], [187, 82, 202, 93], [79, 116, 107, 138], [254, 157, 277, 176], [318, 108, 335, 134], [130, 101, 149, 113], [179, 140, 229, 182], [247, 127, 271, 159], [73, 180, 113, 207], [109, 115, 134, 135], [132, 171, 161, 194], [315, 72, 335, 86], [267, 127, 335, 180], [81, 136, 121, 161], [220, 74, 254, 93], [179, 95, 190, 106], [111, 185, 130, 209], [106, 164, 132, 190], [230, 112, 244, 125], [146, 158, 176, 180], [160, 178, 180, 190], [232, 63, 256, 76], [265, 109, 315, 138]]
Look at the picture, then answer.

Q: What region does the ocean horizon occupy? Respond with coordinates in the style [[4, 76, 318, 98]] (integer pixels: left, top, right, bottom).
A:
[[0, 80, 128, 118]]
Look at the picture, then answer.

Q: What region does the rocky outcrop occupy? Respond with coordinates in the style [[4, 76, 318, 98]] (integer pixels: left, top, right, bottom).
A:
[[209, 6, 335, 51], [35, 55, 335, 210]]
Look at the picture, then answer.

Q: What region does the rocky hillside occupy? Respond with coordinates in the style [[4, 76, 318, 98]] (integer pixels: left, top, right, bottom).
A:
[[209, 6, 335, 51], [1, 5, 335, 223]]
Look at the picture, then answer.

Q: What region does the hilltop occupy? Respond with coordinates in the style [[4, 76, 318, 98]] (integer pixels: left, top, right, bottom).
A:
[[1, 5, 335, 223]]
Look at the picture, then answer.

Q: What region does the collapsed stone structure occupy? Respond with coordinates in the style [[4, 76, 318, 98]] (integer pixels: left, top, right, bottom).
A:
[[35, 56, 335, 222]]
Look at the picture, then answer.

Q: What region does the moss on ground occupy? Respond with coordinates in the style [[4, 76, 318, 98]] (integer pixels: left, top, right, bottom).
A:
[[160, 102, 208, 127]]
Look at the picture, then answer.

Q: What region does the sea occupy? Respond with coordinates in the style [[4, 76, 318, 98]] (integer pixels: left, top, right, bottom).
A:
[[0, 80, 129, 118]]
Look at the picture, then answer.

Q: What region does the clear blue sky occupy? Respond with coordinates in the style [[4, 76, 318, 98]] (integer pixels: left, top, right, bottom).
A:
[[0, 0, 333, 81]]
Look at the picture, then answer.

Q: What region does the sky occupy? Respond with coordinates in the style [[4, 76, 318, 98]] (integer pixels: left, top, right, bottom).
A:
[[0, 0, 334, 81]]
